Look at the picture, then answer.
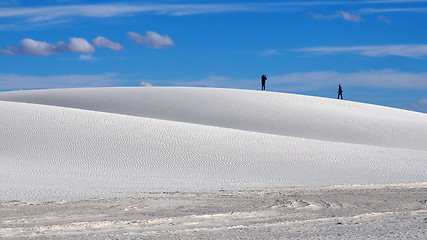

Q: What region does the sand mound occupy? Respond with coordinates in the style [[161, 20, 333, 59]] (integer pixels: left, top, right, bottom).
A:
[[0, 87, 426, 202], [1, 87, 426, 150]]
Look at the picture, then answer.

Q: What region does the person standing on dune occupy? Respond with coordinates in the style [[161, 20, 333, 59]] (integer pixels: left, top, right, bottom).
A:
[[337, 84, 343, 100], [261, 74, 267, 91]]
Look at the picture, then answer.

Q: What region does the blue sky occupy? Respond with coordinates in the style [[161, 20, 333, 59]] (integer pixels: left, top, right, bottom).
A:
[[0, 0, 427, 113]]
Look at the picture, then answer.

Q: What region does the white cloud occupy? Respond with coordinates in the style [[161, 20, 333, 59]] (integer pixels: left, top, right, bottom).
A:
[[127, 31, 174, 49], [1, 37, 125, 56], [67, 37, 95, 53], [0, 37, 95, 56], [336, 11, 364, 22], [19, 38, 61, 56], [140, 81, 153, 87], [295, 44, 427, 59], [0, 73, 122, 91], [92, 36, 124, 51]]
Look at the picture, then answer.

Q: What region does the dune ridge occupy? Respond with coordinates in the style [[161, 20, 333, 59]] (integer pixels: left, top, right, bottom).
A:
[[1, 87, 426, 151]]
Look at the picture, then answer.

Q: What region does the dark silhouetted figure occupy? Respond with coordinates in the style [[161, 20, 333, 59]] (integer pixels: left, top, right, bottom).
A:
[[261, 74, 267, 91], [337, 84, 343, 100]]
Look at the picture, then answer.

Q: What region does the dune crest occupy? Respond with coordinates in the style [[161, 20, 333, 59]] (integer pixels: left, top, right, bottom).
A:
[[1, 87, 426, 151]]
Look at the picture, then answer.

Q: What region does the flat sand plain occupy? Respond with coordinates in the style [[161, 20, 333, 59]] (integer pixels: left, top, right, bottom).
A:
[[1, 183, 426, 239]]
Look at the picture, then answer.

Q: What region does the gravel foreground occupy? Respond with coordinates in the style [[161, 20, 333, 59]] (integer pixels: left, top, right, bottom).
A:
[[1, 184, 426, 239]]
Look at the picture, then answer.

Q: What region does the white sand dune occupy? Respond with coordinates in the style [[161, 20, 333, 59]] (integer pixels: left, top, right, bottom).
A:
[[0, 87, 426, 202], [1, 87, 426, 150]]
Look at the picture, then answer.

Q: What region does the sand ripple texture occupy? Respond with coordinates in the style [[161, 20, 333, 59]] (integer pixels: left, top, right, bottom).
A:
[[1, 87, 427, 151], [0, 87, 426, 202]]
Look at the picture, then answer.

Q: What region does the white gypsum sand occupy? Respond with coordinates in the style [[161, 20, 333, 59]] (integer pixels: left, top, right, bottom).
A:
[[1, 184, 426, 239], [1, 87, 426, 150], [0, 87, 426, 203]]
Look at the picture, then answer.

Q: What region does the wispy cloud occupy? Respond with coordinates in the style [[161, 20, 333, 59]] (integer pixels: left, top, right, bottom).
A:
[[78, 54, 95, 61], [336, 11, 364, 22], [411, 98, 427, 113], [309, 11, 364, 22], [1, 1, 427, 22], [0, 73, 122, 91], [0, 3, 273, 21], [140, 81, 153, 87], [295, 44, 427, 58], [176, 75, 254, 89], [378, 15, 392, 24], [127, 31, 174, 49], [261, 49, 281, 56], [0, 0, 21, 7], [360, 7, 427, 14], [0, 24, 15, 30], [172, 70, 427, 92], [269, 69, 427, 92], [308, 12, 331, 20], [0, 37, 95, 56]]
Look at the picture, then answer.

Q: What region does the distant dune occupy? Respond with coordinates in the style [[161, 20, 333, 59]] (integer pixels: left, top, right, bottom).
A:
[[1, 87, 426, 202]]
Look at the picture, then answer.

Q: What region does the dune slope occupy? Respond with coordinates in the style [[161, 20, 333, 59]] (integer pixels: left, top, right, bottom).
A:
[[1, 87, 426, 151], [0, 87, 426, 202]]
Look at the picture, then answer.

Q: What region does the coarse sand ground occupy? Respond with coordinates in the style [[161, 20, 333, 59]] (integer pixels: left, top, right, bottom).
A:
[[1, 183, 426, 239]]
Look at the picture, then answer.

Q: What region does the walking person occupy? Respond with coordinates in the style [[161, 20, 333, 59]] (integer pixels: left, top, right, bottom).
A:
[[261, 74, 267, 91], [337, 84, 343, 100]]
